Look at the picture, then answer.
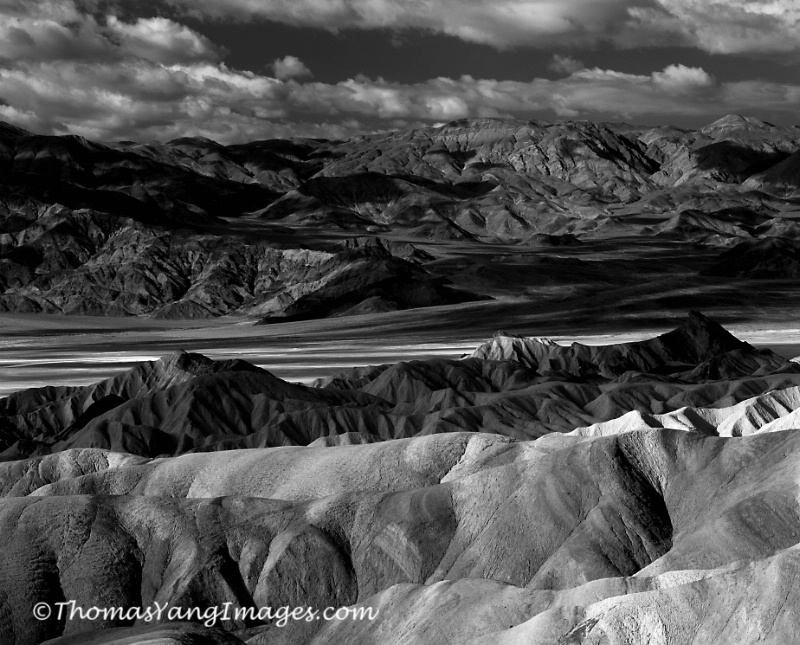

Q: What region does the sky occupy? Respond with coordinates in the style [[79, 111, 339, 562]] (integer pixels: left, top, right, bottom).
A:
[[0, 0, 798, 143]]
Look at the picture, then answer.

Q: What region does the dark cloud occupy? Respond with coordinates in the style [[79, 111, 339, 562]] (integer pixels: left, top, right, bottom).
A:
[[163, 0, 800, 54], [549, 55, 585, 76]]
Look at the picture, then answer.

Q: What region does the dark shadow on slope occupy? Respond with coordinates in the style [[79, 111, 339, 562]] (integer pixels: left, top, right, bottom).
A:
[[702, 237, 800, 278], [691, 141, 789, 182]]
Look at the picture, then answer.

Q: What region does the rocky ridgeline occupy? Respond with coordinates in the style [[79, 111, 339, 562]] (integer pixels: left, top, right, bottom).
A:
[[1, 312, 797, 459], [3, 314, 800, 643], [2, 115, 800, 319]]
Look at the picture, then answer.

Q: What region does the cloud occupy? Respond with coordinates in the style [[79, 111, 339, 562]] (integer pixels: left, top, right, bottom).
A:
[[0, 0, 793, 143], [633, 0, 800, 54], [0, 0, 86, 23], [270, 55, 313, 80], [549, 55, 585, 76], [0, 7, 109, 61], [165, 0, 638, 49], [651, 64, 715, 93], [106, 16, 225, 64], [0, 1, 223, 64], [164, 0, 800, 53], [1, 56, 798, 144]]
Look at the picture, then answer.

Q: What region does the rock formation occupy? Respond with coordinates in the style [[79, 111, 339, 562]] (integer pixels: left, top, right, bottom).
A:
[[3, 315, 800, 643]]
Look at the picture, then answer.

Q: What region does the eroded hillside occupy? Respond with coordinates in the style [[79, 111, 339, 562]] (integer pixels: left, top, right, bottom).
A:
[[2, 314, 800, 644], [2, 116, 800, 322]]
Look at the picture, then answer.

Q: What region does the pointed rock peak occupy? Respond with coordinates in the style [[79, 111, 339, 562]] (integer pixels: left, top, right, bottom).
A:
[[470, 333, 560, 367], [161, 350, 213, 372], [493, 330, 524, 339], [682, 310, 735, 333], [701, 114, 775, 137], [159, 350, 263, 377], [487, 332, 558, 346], [709, 114, 771, 127], [659, 311, 747, 360]]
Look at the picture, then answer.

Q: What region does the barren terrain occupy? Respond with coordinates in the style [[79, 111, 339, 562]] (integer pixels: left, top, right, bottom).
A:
[[3, 115, 800, 643]]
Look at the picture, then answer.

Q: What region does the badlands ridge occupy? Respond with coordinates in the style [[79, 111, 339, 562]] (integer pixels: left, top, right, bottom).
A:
[[1, 314, 800, 643]]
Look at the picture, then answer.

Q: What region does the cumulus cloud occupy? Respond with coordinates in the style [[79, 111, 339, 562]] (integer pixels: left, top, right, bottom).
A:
[[652, 64, 715, 93], [165, 0, 650, 49], [106, 16, 224, 64], [633, 0, 800, 54], [0, 8, 109, 61], [1, 57, 798, 143], [270, 55, 313, 80], [0, 0, 86, 22], [0, 1, 223, 64], [164, 0, 800, 53], [0, 1, 795, 143], [549, 55, 586, 76], [4, 0, 797, 60]]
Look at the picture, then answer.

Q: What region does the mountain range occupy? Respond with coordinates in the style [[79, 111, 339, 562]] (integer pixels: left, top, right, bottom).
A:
[[2, 115, 800, 323], [4, 114, 800, 644]]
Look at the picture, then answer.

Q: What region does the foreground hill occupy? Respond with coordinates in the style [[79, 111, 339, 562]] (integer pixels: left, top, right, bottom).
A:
[[2, 116, 800, 322], [3, 314, 800, 643]]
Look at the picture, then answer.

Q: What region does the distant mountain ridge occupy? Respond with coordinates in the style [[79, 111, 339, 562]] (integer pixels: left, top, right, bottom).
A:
[[2, 115, 800, 319]]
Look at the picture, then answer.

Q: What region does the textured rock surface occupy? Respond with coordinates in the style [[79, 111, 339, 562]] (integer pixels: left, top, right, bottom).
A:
[[2, 115, 800, 321], [6, 111, 800, 644], [3, 315, 800, 642], [2, 313, 799, 460], [3, 416, 800, 644], [41, 622, 246, 644]]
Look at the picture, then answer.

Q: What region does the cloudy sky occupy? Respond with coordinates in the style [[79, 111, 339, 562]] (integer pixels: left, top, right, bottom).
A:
[[0, 0, 798, 143]]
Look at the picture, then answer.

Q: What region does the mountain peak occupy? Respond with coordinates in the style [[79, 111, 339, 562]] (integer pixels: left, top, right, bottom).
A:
[[701, 114, 776, 137], [656, 311, 747, 362], [160, 350, 263, 377], [97, 351, 267, 398], [467, 312, 770, 380]]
